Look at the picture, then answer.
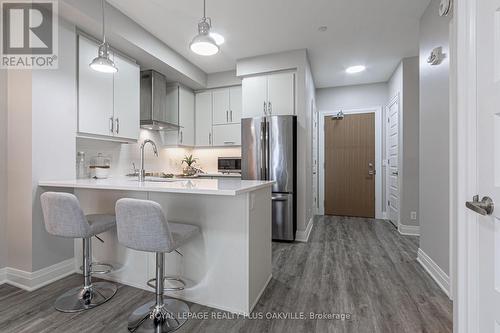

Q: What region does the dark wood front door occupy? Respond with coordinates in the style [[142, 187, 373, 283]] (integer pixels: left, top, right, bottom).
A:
[[324, 113, 375, 218]]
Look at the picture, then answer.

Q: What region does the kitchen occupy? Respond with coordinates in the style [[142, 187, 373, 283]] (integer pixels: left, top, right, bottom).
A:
[[0, 0, 457, 332]]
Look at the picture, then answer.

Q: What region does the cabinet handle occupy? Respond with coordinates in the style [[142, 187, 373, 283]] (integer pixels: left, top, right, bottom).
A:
[[268, 102, 272, 115], [115, 118, 120, 135], [263, 101, 267, 115], [226, 110, 229, 123], [180, 131, 183, 143], [230, 110, 233, 122], [209, 132, 212, 145], [224, 141, 235, 145], [109, 117, 114, 133]]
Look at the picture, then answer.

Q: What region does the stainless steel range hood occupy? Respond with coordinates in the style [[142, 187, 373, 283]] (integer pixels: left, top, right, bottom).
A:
[[140, 70, 179, 131]]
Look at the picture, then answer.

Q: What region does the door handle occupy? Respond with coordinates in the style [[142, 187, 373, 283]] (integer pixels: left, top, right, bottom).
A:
[[466, 195, 494, 216], [272, 196, 288, 202], [368, 163, 376, 175]]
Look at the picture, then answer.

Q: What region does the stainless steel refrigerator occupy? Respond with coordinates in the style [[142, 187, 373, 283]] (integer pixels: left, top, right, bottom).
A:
[[241, 115, 297, 241]]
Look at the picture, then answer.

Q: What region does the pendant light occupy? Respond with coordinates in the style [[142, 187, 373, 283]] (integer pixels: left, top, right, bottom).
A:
[[90, 0, 118, 73], [190, 0, 219, 56]]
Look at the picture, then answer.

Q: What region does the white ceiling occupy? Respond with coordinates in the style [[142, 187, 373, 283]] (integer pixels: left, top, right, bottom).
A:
[[108, 0, 430, 88]]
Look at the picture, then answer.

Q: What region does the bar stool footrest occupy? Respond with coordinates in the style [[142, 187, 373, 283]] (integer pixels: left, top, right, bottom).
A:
[[147, 276, 186, 291], [79, 262, 114, 275]]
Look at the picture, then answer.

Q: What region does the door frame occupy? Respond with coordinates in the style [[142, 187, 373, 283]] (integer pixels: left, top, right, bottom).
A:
[[454, 0, 478, 331], [318, 107, 383, 219]]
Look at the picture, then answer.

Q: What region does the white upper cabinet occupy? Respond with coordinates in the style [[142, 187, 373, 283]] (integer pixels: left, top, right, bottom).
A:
[[195, 91, 213, 147], [113, 54, 140, 140], [267, 72, 295, 116], [242, 76, 268, 118], [212, 86, 242, 124], [77, 35, 140, 141], [212, 124, 241, 146], [179, 87, 195, 146], [242, 72, 295, 118], [212, 88, 230, 125], [78, 36, 114, 137], [229, 86, 242, 123]]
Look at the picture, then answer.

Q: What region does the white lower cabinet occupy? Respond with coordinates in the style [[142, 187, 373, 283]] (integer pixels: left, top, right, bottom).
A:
[[212, 124, 241, 146]]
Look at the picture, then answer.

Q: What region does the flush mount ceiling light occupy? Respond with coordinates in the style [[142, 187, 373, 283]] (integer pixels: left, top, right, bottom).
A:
[[346, 65, 366, 74], [190, 0, 219, 56], [90, 0, 118, 73]]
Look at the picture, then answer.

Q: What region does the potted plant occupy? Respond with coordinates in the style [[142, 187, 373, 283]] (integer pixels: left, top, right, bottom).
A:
[[181, 155, 198, 176]]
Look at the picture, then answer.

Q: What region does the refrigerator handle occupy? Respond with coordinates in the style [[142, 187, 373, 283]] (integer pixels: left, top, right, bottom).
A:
[[264, 119, 270, 181]]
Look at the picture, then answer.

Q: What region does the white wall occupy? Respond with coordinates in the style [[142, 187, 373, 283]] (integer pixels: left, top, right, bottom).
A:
[[31, 20, 77, 270], [7, 70, 33, 272], [419, 0, 451, 275], [206, 71, 241, 89], [0, 69, 7, 269], [316, 83, 388, 111]]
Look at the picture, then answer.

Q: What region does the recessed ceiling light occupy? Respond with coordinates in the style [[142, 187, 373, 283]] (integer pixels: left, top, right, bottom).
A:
[[346, 65, 366, 74], [318, 26, 328, 32], [210, 32, 225, 45]]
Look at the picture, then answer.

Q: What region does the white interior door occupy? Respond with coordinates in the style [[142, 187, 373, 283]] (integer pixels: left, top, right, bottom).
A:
[[473, 0, 500, 331], [386, 96, 400, 225]]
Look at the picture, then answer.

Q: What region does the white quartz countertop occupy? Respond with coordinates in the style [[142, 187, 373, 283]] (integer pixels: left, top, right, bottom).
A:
[[38, 178, 274, 196]]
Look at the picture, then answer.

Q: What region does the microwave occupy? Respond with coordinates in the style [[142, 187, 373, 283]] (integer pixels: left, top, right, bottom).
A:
[[218, 157, 241, 174]]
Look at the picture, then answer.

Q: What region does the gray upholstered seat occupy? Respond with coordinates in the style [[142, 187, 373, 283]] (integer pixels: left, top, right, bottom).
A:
[[115, 198, 200, 332], [41, 192, 116, 238], [39, 191, 117, 313], [115, 198, 199, 253]]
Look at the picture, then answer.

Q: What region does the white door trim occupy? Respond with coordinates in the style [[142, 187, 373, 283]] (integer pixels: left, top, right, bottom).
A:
[[318, 106, 383, 219], [454, 0, 478, 331]]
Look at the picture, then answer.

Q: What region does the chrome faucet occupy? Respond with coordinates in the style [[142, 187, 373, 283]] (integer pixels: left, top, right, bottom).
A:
[[139, 139, 158, 182]]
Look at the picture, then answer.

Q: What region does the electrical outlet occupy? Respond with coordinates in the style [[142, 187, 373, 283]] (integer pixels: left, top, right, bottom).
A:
[[410, 211, 417, 220]]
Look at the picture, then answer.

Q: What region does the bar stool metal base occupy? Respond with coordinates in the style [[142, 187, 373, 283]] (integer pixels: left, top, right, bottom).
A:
[[127, 299, 189, 333], [55, 281, 117, 313]]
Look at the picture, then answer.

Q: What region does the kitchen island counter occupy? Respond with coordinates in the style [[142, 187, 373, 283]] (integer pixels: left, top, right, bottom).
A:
[[39, 178, 273, 314]]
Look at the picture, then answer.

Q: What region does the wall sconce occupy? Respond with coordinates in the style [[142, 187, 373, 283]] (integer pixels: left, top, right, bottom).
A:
[[427, 47, 446, 66]]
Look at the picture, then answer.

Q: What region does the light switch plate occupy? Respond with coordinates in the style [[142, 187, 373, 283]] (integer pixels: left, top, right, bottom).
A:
[[410, 211, 417, 220]]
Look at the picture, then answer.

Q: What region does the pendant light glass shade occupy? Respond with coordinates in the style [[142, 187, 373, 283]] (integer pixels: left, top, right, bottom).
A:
[[90, 0, 118, 73], [190, 0, 219, 56]]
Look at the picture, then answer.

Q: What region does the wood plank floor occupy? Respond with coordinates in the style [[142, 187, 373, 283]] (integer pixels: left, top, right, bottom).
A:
[[0, 216, 452, 333]]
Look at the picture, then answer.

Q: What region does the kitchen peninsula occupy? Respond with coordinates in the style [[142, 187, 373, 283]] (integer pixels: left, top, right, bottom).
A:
[[38, 178, 274, 314]]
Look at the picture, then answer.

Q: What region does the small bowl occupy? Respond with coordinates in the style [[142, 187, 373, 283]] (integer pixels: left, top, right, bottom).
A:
[[94, 167, 110, 179]]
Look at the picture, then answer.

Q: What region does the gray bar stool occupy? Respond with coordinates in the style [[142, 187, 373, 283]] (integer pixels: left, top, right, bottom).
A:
[[115, 198, 200, 333], [40, 192, 117, 312]]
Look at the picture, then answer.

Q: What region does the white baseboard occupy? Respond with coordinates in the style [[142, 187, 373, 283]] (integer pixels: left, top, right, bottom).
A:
[[398, 223, 420, 236], [3, 258, 76, 291], [295, 217, 313, 242], [0, 267, 6, 285], [417, 248, 451, 298]]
